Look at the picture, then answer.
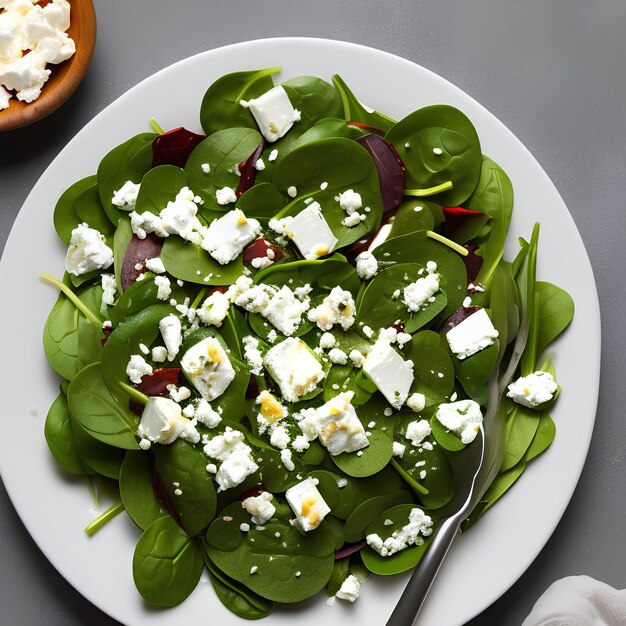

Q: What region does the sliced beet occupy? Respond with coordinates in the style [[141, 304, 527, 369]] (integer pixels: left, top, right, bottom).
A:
[[239, 485, 265, 501], [246, 376, 259, 400], [442, 206, 490, 242], [391, 322, 404, 333], [236, 139, 266, 198], [439, 306, 482, 336], [335, 540, 367, 560], [211, 285, 230, 294], [463, 244, 483, 286], [346, 120, 385, 136], [121, 234, 164, 290], [356, 134, 406, 213], [243, 237, 285, 265], [136, 368, 180, 397], [152, 127, 207, 168]]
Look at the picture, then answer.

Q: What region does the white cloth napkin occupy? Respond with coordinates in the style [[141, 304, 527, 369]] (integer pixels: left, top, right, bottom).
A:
[[523, 576, 626, 626]]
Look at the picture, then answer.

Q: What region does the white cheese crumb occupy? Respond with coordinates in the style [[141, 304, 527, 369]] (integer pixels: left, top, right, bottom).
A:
[[336, 574, 360, 602], [405, 419, 431, 446], [355, 251, 378, 280], [366, 508, 433, 557], [446, 308, 499, 360], [64, 223, 113, 276], [215, 186, 237, 205], [435, 399, 483, 444], [406, 392, 426, 413], [126, 354, 152, 384], [507, 371, 558, 408]]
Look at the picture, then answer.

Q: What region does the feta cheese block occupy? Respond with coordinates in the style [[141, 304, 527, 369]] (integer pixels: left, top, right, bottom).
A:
[[285, 477, 331, 532], [355, 250, 378, 280], [446, 308, 499, 360], [181, 336, 236, 401], [298, 391, 369, 456], [435, 399, 483, 444], [363, 337, 414, 409], [241, 491, 276, 525], [138, 397, 198, 445], [264, 338, 324, 402], [243, 85, 301, 142], [366, 507, 433, 557], [64, 223, 113, 276], [307, 286, 356, 331], [262, 285, 310, 336], [202, 209, 261, 265], [336, 574, 361, 602], [203, 427, 258, 491], [197, 290, 231, 327], [284, 202, 338, 260], [507, 371, 558, 408]]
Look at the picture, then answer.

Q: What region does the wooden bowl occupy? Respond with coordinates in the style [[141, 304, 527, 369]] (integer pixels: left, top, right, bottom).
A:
[[0, 0, 96, 132]]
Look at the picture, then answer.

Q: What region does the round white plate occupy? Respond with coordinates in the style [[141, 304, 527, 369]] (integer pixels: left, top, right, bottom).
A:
[[0, 38, 600, 626]]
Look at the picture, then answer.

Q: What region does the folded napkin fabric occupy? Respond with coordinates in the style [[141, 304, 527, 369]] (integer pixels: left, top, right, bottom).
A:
[[523, 576, 626, 626]]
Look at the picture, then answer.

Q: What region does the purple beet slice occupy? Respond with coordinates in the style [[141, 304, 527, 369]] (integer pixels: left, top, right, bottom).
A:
[[356, 134, 406, 213], [236, 139, 266, 198], [243, 236, 285, 265], [152, 127, 206, 168], [463, 244, 483, 286], [136, 368, 181, 397], [121, 234, 164, 290], [335, 540, 367, 560], [439, 306, 482, 336]]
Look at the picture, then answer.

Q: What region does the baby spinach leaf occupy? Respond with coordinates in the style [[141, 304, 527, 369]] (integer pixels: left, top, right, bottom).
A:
[[204, 551, 274, 620], [307, 470, 341, 510], [356, 262, 448, 333], [44, 390, 84, 475], [361, 504, 436, 575], [43, 282, 104, 381], [200, 68, 279, 134], [134, 165, 188, 215], [386, 105, 482, 206], [133, 515, 204, 607], [113, 218, 133, 293], [331, 74, 396, 133], [185, 128, 263, 209], [326, 558, 350, 597], [70, 419, 125, 479], [289, 117, 366, 149], [500, 404, 540, 472], [453, 340, 499, 405], [97, 133, 157, 225], [54, 176, 114, 245], [331, 430, 393, 478], [525, 412, 556, 462], [68, 363, 139, 450], [119, 451, 167, 530], [535, 281, 575, 356], [388, 198, 439, 237], [205, 502, 335, 603], [430, 413, 466, 452], [154, 439, 217, 536], [237, 182, 286, 219]]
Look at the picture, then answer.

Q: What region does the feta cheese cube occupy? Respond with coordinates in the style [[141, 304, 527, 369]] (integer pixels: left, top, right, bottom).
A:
[[64, 223, 113, 276], [363, 338, 414, 409], [242, 491, 275, 525], [151, 346, 167, 363], [159, 314, 182, 360], [202, 209, 261, 265], [285, 477, 331, 532], [392, 441, 406, 458], [244, 85, 301, 142], [203, 427, 259, 491], [298, 391, 369, 456], [264, 338, 324, 402], [138, 397, 197, 445], [307, 286, 356, 331], [405, 419, 431, 446], [284, 202, 338, 260], [111, 180, 141, 210], [446, 308, 499, 360], [435, 399, 483, 444], [507, 371, 558, 408], [181, 336, 236, 401], [195, 399, 222, 428], [336, 574, 360, 602]]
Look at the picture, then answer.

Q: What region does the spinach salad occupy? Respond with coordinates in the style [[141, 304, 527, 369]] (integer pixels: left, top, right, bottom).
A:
[[42, 68, 574, 618]]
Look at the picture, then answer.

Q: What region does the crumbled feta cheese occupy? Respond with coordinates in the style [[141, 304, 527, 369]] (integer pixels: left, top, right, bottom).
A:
[[328, 348, 348, 364], [342, 211, 365, 228], [268, 149, 278, 161], [145, 257, 166, 274], [197, 290, 230, 326], [270, 424, 291, 449], [202, 209, 261, 265], [181, 336, 236, 401], [267, 329, 278, 344], [138, 397, 199, 445], [100, 274, 116, 306], [363, 337, 414, 409], [126, 354, 153, 384], [319, 332, 336, 349], [406, 392, 426, 413], [242, 491, 275, 525], [396, 332, 412, 346], [285, 477, 331, 532], [336, 189, 363, 214], [287, 185, 298, 198], [292, 434, 310, 452], [362, 325, 374, 338], [215, 186, 237, 205], [201, 163, 211, 174], [435, 399, 483, 444], [336, 574, 360, 602], [355, 251, 378, 280], [151, 346, 167, 363], [64, 223, 113, 276], [203, 427, 258, 491], [282, 202, 338, 260], [298, 391, 369, 456], [446, 308, 499, 360], [195, 399, 222, 428], [244, 85, 301, 142], [251, 255, 274, 269], [405, 419, 431, 446], [264, 338, 324, 402], [507, 371, 558, 408], [392, 442, 406, 458], [159, 314, 182, 360], [154, 276, 172, 301], [366, 507, 433, 557], [111, 180, 141, 210], [349, 349, 365, 368], [168, 385, 191, 403], [159, 187, 205, 239], [307, 286, 356, 331], [281, 448, 295, 471], [242, 335, 264, 376], [403, 272, 440, 312], [256, 390, 287, 427]]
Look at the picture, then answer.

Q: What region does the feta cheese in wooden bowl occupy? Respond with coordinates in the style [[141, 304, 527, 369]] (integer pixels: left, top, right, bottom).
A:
[[0, 0, 95, 131]]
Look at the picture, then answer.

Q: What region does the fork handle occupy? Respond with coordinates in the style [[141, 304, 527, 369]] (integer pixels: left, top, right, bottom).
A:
[[386, 514, 463, 626]]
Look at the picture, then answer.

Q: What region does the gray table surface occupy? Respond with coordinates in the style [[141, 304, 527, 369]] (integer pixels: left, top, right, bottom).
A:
[[1, 1, 625, 624]]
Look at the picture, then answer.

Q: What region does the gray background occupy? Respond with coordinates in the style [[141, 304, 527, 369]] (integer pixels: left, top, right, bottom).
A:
[[1, 0, 625, 624]]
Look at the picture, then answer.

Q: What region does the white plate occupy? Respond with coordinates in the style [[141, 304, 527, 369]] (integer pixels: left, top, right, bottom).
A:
[[0, 38, 600, 626]]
